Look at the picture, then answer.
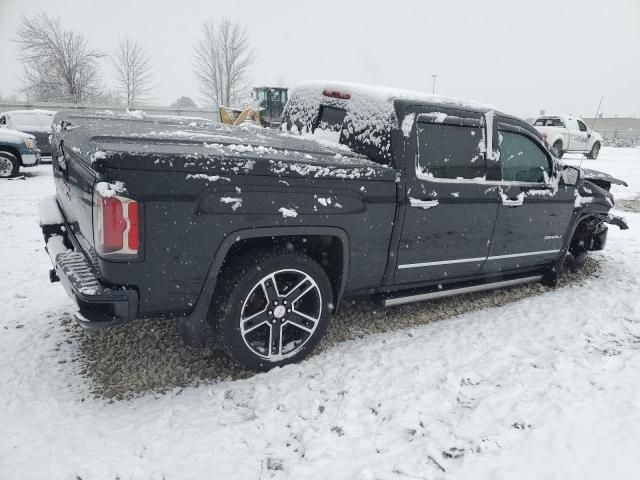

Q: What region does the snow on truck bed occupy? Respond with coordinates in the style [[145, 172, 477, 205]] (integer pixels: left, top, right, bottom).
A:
[[52, 111, 395, 181]]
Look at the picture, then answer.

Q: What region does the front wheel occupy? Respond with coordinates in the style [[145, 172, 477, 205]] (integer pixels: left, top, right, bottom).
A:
[[587, 142, 600, 159], [213, 250, 333, 371], [0, 151, 20, 178]]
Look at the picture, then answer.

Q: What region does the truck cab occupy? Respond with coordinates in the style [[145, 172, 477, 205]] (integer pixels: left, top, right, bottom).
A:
[[532, 114, 602, 159], [40, 82, 627, 371]]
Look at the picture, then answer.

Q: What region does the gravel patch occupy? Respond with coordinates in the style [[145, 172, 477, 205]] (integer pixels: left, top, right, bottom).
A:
[[70, 258, 599, 400]]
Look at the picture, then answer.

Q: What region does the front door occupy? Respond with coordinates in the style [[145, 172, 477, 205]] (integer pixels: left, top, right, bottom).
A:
[[482, 121, 575, 273], [566, 117, 588, 152], [394, 109, 499, 285]]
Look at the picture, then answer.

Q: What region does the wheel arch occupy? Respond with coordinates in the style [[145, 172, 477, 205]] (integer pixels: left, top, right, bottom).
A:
[[565, 211, 607, 256], [186, 226, 351, 327], [0, 145, 22, 165], [550, 135, 564, 150]]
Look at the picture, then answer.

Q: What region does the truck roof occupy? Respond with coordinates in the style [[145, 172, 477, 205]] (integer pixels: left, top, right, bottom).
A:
[[283, 81, 523, 164], [294, 81, 493, 111], [535, 114, 582, 120], [53, 111, 395, 181], [1, 109, 57, 116]]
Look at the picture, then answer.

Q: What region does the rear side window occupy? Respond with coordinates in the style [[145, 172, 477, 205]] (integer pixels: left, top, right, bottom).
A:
[[417, 122, 484, 180], [533, 117, 565, 127], [499, 131, 550, 183], [317, 106, 346, 131]]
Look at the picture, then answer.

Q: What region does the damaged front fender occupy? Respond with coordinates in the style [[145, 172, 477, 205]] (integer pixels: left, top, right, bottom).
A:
[[582, 168, 628, 189]]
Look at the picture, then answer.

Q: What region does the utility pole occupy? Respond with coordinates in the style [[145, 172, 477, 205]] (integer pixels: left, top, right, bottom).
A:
[[432, 74, 438, 94]]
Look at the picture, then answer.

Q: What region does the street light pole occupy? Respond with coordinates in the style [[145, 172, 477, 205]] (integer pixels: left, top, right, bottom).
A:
[[432, 74, 438, 94]]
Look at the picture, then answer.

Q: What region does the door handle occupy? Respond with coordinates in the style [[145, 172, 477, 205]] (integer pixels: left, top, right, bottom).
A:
[[499, 191, 524, 207], [409, 197, 439, 209]]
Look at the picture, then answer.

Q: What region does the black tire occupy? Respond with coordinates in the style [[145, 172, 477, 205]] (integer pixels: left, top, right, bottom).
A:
[[0, 151, 20, 178], [552, 140, 564, 159], [587, 142, 600, 159], [212, 250, 333, 371]]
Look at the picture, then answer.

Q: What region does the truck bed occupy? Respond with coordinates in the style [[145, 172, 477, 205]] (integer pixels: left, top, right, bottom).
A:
[[54, 111, 395, 181]]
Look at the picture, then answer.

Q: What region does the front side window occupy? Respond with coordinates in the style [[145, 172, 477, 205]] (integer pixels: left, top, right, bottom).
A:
[[417, 122, 484, 180], [499, 130, 550, 183], [577, 120, 588, 132]]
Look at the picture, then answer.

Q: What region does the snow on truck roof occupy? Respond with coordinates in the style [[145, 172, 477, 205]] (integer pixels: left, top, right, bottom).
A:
[[291, 81, 493, 111]]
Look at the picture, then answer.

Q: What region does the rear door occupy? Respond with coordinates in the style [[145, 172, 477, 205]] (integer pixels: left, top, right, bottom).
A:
[[394, 108, 499, 285], [482, 120, 575, 274]]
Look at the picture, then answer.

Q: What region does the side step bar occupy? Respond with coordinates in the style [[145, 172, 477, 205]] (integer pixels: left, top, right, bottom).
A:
[[384, 275, 543, 307]]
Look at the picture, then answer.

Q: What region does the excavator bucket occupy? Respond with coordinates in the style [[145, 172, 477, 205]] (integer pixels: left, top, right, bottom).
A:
[[219, 106, 260, 126]]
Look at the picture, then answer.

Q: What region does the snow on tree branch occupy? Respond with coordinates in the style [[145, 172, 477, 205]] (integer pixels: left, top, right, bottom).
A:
[[14, 12, 104, 103], [111, 36, 154, 109], [193, 18, 254, 108]]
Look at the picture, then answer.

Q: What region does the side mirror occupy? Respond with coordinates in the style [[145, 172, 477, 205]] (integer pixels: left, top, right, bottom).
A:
[[560, 166, 579, 186]]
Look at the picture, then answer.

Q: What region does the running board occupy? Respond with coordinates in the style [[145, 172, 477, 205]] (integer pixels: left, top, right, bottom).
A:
[[384, 275, 543, 307]]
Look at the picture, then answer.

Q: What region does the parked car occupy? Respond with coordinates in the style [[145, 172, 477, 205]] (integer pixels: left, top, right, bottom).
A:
[[532, 114, 603, 159], [0, 109, 56, 156], [0, 127, 41, 178], [40, 82, 627, 371]]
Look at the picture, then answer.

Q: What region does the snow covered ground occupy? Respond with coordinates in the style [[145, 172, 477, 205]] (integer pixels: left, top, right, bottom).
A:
[[1, 148, 639, 480]]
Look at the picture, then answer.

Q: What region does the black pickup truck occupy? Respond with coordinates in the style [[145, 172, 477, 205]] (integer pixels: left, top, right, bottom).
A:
[[41, 82, 628, 370]]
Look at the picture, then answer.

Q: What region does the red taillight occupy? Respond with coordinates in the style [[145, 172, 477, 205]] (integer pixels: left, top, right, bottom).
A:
[[127, 202, 139, 251], [94, 184, 139, 256], [322, 88, 351, 100], [101, 197, 126, 253]]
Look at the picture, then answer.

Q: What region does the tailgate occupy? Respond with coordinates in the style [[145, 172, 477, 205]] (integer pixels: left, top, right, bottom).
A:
[[51, 142, 97, 261]]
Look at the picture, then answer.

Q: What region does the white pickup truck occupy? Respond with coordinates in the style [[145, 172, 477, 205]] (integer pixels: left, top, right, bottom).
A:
[[532, 115, 603, 159]]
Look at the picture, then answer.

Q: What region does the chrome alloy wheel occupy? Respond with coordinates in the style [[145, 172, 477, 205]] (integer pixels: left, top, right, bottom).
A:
[[0, 156, 14, 177], [240, 269, 322, 360]]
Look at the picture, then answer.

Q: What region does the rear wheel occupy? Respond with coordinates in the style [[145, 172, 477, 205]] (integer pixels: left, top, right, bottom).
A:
[[0, 151, 19, 178], [587, 142, 600, 159], [552, 140, 564, 159], [213, 250, 333, 371]]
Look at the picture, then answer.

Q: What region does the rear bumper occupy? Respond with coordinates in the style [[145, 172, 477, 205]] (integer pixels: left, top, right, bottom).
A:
[[41, 199, 138, 328]]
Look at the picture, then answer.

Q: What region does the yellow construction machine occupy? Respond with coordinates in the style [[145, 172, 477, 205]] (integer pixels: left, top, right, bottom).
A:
[[218, 86, 288, 128]]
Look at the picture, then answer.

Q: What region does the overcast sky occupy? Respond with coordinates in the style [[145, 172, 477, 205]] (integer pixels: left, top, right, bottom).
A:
[[1, 0, 638, 118]]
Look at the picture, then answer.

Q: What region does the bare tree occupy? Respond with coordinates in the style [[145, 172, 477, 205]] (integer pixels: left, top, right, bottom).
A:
[[112, 36, 154, 109], [14, 12, 104, 103], [194, 18, 254, 107]]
